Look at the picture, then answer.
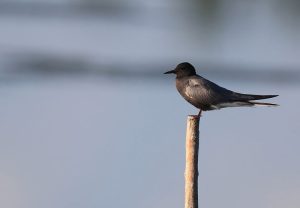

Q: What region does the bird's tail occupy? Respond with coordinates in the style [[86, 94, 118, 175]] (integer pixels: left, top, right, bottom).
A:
[[234, 93, 278, 101], [231, 93, 279, 107], [248, 101, 279, 107]]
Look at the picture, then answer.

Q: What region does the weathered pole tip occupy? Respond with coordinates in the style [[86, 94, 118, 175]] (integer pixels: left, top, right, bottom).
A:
[[187, 115, 200, 121]]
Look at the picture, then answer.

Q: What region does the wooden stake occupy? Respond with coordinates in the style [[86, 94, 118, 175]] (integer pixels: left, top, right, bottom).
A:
[[185, 116, 200, 208]]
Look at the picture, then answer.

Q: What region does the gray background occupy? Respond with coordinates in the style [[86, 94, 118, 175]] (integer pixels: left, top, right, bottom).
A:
[[0, 1, 299, 208]]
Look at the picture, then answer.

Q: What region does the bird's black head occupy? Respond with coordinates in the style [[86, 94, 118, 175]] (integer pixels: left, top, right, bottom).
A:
[[164, 62, 196, 78]]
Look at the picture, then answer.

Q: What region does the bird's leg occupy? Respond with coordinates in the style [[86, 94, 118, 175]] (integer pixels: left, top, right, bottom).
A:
[[197, 109, 202, 118]]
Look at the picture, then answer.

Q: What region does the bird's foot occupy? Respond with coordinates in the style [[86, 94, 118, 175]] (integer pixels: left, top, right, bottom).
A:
[[189, 110, 202, 119]]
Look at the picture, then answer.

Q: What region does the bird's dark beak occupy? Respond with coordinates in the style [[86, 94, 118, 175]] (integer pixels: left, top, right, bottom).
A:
[[164, 69, 176, 74]]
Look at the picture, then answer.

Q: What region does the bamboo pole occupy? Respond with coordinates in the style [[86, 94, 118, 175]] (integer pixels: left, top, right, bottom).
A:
[[185, 115, 200, 208]]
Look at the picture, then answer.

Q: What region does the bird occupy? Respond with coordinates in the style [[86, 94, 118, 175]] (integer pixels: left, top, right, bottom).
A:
[[164, 62, 278, 117]]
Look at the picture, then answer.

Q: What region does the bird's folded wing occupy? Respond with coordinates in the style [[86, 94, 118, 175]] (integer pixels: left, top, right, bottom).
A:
[[185, 77, 234, 104]]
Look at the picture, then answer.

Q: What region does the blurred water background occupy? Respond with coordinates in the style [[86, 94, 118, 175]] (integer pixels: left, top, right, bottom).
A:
[[0, 1, 299, 208]]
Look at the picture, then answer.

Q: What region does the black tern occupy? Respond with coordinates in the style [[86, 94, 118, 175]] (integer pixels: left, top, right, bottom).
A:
[[165, 62, 278, 117]]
